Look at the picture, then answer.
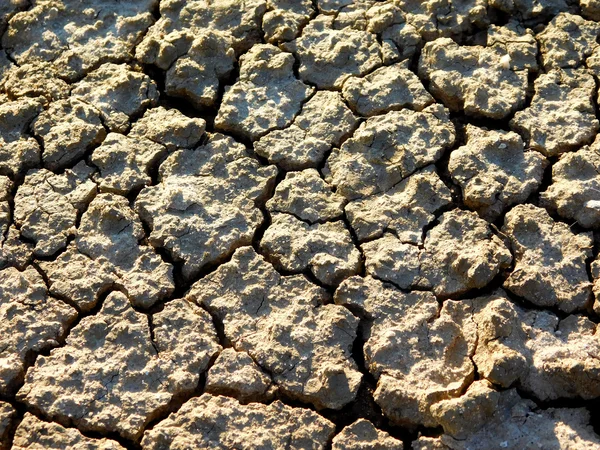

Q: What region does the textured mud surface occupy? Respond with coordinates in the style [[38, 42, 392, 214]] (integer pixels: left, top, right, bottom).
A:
[[4, 1, 600, 449]]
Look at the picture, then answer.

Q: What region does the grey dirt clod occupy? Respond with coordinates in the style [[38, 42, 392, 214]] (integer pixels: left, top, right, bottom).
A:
[[537, 12, 600, 69], [342, 61, 434, 117], [414, 381, 600, 449], [0, 97, 44, 177], [3, 62, 70, 102], [141, 394, 335, 449], [332, 419, 404, 450], [449, 125, 547, 220], [260, 212, 361, 286], [262, 0, 314, 43], [335, 276, 477, 428], [361, 209, 512, 297], [2, 0, 157, 81], [266, 169, 346, 223], [419, 25, 536, 119], [39, 244, 118, 313], [135, 133, 277, 280], [73, 193, 175, 309], [205, 348, 275, 402], [91, 133, 167, 195], [345, 165, 452, 243], [18, 292, 220, 441], [510, 67, 599, 157], [472, 290, 600, 402], [187, 246, 362, 410], [502, 204, 593, 313], [128, 107, 206, 151], [215, 44, 313, 141], [14, 162, 96, 257], [12, 413, 125, 450], [32, 98, 106, 171], [282, 14, 384, 89], [393, 0, 488, 39], [0, 266, 77, 396], [254, 90, 358, 170], [541, 144, 600, 228], [326, 104, 455, 200], [71, 64, 159, 134], [137, 0, 265, 108]]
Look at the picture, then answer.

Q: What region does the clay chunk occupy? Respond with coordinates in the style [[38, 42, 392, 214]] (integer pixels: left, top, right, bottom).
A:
[[71, 64, 159, 133], [32, 98, 106, 171], [163, 31, 236, 109], [18, 292, 220, 441], [342, 62, 434, 117], [473, 291, 600, 401], [0, 226, 33, 271], [260, 212, 361, 286], [486, 22, 539, 72], [12, 413, 125, 450], [362, 209, 512, 297], [0, 266, 77, 396], [266, 169, 346, 223], [14, 163, 96, 257], [502, 204, 593, 313], [138, 0, 265, 67], [205, 348, 274, 402], [255, 91, 358, 170], [129, 107, 206, 151], [141, 394, 335, 450], [510, 68, 599, 156], [537, 13, 600, 69], [3, 62, 70, 102], [91, 133, 167, 195], [334, 276, 477, 428], [345, 165, 452, 242], [415, 381, 600, 449], [392, 0, 488, 39], [326, 104, 455, 200], [419, 33, 533, 119], [137, 1, 264, 108], [136, 0, 267, 108], [0, 97, 43, 177], [332, 419, 404, 450], [136, 133, 277, 280], [262, 0, 314, 43], [2, 0, 156, 81], [215, 44, 313, 140], [449, 126, 546, 220], [282, 15, 383, 89], [541, 145, 600, 228], [76, 193, 175, 309], [39, 244, 117, 313], [188, 247, 362, 410]]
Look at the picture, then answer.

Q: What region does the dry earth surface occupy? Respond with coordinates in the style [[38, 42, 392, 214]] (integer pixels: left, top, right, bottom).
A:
[[4, 0, 600, 449]]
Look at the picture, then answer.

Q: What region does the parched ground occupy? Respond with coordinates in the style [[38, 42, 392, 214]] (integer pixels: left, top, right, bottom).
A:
[[3, 0, 600, 449]]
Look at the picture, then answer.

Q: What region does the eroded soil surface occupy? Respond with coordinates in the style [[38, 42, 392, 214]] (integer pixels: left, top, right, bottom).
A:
[[3, 0, 600, 449]]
